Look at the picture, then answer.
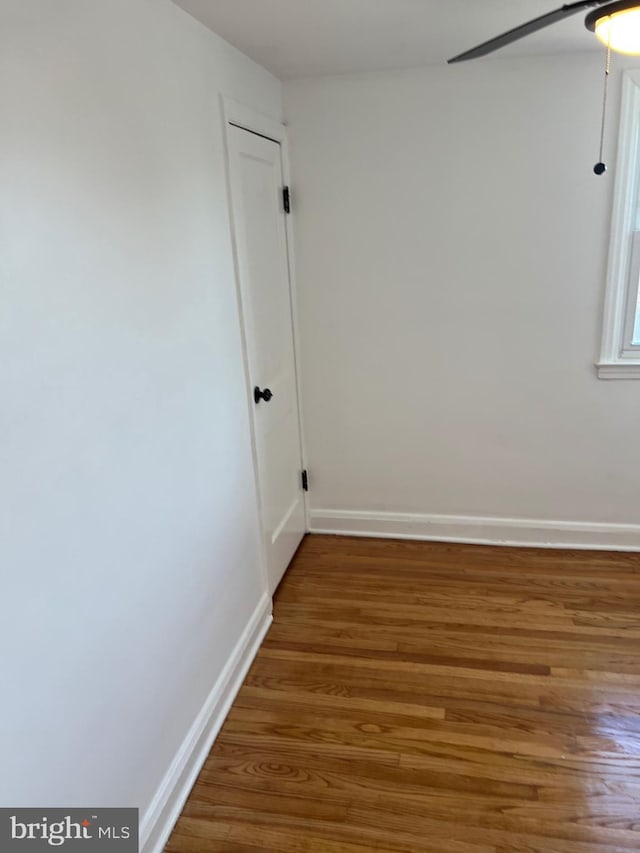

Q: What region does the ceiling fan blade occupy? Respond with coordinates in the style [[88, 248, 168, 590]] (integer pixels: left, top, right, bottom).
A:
[[448, 0, 606, 63]]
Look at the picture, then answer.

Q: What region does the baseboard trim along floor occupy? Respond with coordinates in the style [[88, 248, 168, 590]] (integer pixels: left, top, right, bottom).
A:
[[140, 593, 273, 853], [310, 509, 640, 552]]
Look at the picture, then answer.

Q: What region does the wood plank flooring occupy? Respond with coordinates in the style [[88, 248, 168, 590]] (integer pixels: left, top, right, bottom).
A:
[[165, 534, 640, 852]]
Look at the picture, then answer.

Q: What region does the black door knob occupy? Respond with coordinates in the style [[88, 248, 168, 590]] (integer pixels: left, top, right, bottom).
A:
[[254, 386, 273, 404]]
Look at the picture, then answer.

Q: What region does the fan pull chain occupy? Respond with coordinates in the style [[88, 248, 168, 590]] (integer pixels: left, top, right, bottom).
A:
[[594, 40, 612, 176]]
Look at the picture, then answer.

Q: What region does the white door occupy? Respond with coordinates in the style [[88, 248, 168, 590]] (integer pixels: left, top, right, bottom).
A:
[[227, 124, 306, 594]]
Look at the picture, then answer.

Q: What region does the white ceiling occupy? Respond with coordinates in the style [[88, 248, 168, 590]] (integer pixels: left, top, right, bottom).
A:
[[172, 0, 601, 79]]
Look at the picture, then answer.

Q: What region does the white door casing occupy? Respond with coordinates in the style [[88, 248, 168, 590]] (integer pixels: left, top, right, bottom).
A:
[[226, 119, 306, 594]]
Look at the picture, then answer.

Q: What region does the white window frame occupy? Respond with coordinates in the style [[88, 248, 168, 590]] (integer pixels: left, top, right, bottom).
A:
[[598, 70, 640, 379]]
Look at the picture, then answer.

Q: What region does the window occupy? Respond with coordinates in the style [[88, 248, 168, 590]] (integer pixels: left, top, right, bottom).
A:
[[598, 70, 640, 379]]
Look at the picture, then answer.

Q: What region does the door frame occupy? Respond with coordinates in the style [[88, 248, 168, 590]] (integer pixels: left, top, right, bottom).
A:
[[219, 96, 310, 582]]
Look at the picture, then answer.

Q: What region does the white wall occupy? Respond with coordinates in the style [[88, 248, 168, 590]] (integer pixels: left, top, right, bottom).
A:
[[0, 0, 281, 843], [285, 54, 640, 541]]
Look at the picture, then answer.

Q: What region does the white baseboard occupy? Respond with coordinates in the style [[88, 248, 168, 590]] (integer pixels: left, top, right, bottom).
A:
[[140, 593, 272, 853], [310, 509, 640, 552]]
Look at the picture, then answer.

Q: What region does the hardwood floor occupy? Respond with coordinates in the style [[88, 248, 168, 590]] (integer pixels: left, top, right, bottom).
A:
[[165, 534, 640, 852]]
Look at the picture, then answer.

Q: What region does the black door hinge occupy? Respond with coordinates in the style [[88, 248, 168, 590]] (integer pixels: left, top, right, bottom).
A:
[[301, 469, 309, 492], [282, 186, 291, 214]]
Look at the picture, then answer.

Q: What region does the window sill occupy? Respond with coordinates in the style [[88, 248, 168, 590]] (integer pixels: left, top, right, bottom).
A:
[[596, 361, 640, 379]]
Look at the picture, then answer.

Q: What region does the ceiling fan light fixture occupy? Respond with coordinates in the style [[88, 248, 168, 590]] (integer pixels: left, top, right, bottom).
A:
[[586, 1, 640, 55]]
